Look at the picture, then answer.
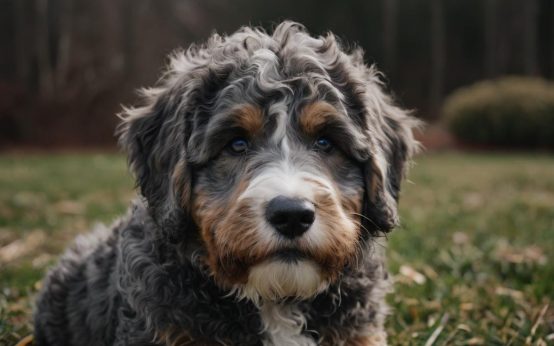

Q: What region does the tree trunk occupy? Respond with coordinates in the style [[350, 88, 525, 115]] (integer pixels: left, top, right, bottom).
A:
[[484, 0, 498, 78], [100, 0, 123, 76], [121, 0, 136, 79], [547, 2, 554, 79], [35, 0, 54, 98], [430, 0, 445, 119], [523, 0, 539, 75], [14, 0, 30, 88], [56, 0, 73, 90], [382, 0, 397, 78]]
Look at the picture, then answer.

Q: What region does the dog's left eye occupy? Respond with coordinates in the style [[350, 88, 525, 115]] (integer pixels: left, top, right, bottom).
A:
[[227, 137, 249, 154], [313, 137, 334, 153]]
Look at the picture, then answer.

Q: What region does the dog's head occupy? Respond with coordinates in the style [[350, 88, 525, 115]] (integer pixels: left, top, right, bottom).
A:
[[119, 22, 419, 302]]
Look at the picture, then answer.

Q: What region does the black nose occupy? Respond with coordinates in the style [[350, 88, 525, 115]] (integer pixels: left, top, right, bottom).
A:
[[265, 196, 315, 239]]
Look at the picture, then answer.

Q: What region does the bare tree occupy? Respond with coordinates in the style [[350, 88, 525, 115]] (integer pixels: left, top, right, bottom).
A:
[[484, 0, 498, 77], [546, 2, 554, 78], [35, 0, 54, 97], [56, 0, 73, 90], [430, 0, 445, 118], [382, 0, 397, 77], [100, 0, 124, 77], [523, 0, 539, 75], [121, 0, 138, 79], [13, 0, 30, 88]]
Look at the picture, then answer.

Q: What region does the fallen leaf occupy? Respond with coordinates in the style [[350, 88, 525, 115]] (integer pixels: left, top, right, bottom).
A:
[[53, 200, 84, 215], [466, 337, 484, 345], [0, 231, 46, 264], [495, 286, 524, 300], [399, 265, 427, 285]]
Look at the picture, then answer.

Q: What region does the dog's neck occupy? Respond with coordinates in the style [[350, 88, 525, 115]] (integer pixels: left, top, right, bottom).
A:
[[175, 232, 318, 344], [258, 301, 316, 346]]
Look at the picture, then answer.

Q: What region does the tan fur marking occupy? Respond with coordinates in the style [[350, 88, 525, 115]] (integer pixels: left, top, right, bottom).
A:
[[299, 101, 341, 135], [233, 104, 264, 135], [192, 177, 272, 287], [155, 328, 192, 346], [300, 176, 363, 282], [369, 160, 384, 203], [213, 199, 267, 284], [340, 192, 363, 220], [304, 191, 358, 281]]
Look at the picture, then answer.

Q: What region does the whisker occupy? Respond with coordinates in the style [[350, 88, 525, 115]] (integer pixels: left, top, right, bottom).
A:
[[349, 212, 387, 236], [350, 219, 371, 235]]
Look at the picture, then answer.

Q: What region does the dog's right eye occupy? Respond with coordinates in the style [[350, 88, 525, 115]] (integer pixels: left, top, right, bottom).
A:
[[227, 137, 249, 154], [313, 137, 334, 153]]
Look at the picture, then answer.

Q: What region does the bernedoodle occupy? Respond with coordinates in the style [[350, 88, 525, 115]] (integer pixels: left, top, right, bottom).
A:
[[33, 21, 419, 346]]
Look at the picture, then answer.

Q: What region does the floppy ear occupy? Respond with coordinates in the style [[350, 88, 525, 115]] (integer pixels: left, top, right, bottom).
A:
[[118, 46, 237, 239], [118, 84, 192, 239], [361, 80, 420, 234]]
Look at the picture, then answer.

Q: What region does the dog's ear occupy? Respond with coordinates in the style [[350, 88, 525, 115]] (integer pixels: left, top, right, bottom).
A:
[[118, 81, 192, 238], [361, 78, 420, 234], [118, 49, 234, 239]]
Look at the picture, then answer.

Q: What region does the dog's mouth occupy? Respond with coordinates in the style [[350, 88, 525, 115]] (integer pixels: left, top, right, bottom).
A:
[[272, 248, 306, 263], [240, 249, 327, 302]]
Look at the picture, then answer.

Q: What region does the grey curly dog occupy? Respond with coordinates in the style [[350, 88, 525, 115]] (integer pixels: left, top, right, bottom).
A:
[[33, 21, 419, 346]]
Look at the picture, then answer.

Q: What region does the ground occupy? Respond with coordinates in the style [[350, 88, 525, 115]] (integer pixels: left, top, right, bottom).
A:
[[0, 152, 552, 345]]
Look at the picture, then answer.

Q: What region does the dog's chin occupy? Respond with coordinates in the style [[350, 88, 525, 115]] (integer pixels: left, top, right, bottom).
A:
[[236, 257, 328, 304]]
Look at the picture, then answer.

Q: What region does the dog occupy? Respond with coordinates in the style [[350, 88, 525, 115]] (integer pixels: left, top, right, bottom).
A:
[[33, 21, 419, 346]]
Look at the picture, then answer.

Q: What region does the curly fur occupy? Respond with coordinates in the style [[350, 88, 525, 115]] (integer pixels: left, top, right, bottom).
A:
[[34, 21, 419, 345]]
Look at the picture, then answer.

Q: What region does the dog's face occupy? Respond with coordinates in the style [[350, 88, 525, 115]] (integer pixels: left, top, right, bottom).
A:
[[191, 99, 366, 300], [119, 22, 418, 302]]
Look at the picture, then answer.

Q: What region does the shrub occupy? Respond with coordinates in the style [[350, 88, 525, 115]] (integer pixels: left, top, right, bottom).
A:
[[443, 77, 554, 149]]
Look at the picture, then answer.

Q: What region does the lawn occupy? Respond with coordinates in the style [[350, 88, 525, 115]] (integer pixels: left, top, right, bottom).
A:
[[0, 152, 553, 345]]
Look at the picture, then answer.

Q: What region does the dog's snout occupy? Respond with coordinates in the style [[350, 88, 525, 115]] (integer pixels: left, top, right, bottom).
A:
[[265, 196, 315, 238]]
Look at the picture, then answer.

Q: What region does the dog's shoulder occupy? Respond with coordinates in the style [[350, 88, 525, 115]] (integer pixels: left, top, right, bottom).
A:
[[33, 208, 134, 346]]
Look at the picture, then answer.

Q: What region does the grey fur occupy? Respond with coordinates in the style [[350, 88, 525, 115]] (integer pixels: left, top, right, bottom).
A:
[[34, 21, 419, 345]]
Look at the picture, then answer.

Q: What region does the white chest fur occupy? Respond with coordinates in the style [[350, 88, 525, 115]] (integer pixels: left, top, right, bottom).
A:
[[259, 302, 317, 346]]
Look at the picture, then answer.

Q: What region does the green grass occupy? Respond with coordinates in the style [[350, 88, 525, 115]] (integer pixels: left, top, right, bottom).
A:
[[0, 154, 133, 345], [390, 153, 554, 345], [1, 152, 553, 345]]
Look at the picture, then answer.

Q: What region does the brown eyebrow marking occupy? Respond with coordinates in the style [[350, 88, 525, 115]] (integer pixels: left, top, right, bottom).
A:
[[299, 101, 342, 135], [231, 104, 264, 135]]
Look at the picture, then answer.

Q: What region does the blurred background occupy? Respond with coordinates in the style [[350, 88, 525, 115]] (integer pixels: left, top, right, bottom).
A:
[[1, 1, 553, 345], [1, 0, 553, 148]]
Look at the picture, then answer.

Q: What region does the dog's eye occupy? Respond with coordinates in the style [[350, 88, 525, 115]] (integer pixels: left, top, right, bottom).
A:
[[313, 137, 333, 153], [227, 137, 249, 154]]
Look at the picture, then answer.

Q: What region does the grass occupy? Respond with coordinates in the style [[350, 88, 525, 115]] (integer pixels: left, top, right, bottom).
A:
[[389, 153, 554, 345], [0, 154, 133, 345], [0, 152, 553, 345]]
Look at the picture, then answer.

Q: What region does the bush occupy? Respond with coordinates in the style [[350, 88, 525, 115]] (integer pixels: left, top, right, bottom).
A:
[[443, 77, 554, 149]]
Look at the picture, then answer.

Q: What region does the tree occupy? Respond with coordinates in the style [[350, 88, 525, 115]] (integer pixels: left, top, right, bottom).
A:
[[382, 0, 397, 78], [13, 0, 30, 88], [56, 0, 73, 90], [35, 0, 54, 97], [430, 0, 445, 118], [523, 0, 539, 75], [484, 0, 498, 77]]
